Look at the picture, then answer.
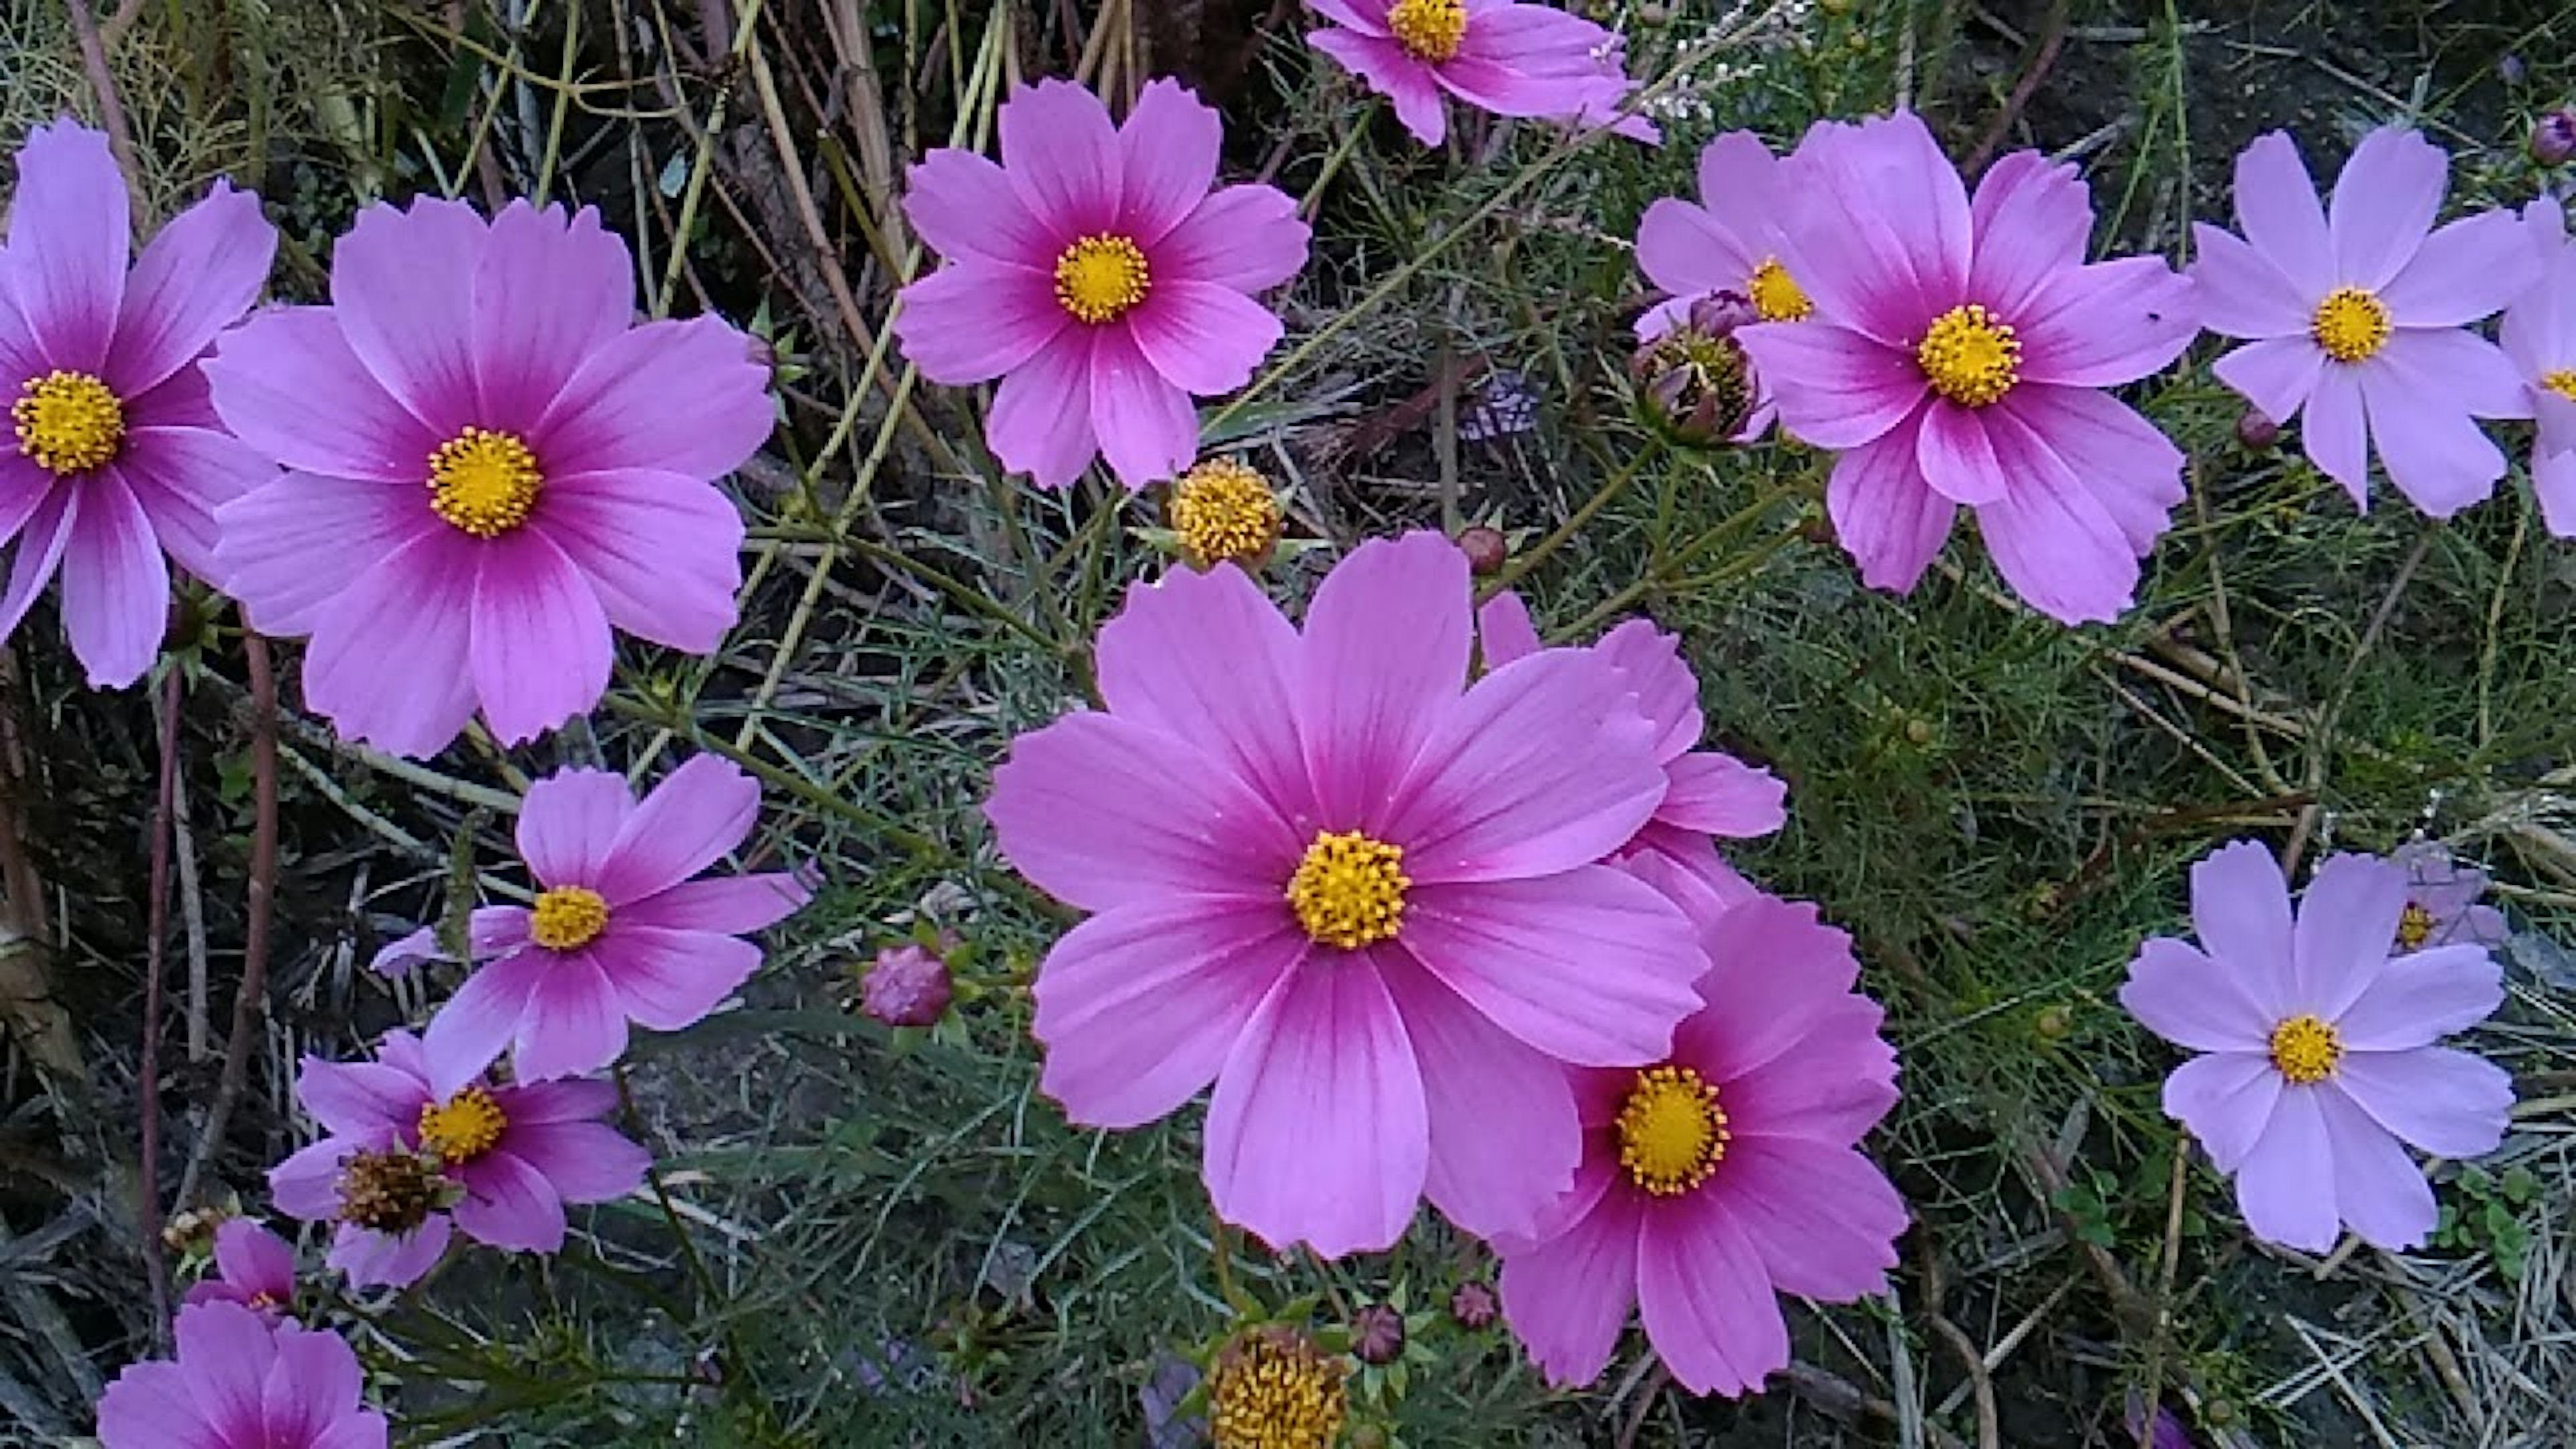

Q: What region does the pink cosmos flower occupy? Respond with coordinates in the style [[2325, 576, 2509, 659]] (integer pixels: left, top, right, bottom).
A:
[[206, 198, 773, 757], [1635, 129, 1835, 342], [2119, 842, 2514, 1252], [1499, 875, 1906, 1397], [182, 1218, 297, 1321], [96, 1301, 386, 1449], [0, 119, 276, 688], [371, 754, 808, 1093], [2501, 198, 2576, 535], [2194, 129, 2537, 519], [1738, 111, 2198, 625], [893, 80, 1308, 492], [1477, 590, 1784, 908], [269, 1029, 651, 1287], [2389, 839, 2509, 954], [985, 531, 1707, 1257], [1305, 0, 1643, 149]]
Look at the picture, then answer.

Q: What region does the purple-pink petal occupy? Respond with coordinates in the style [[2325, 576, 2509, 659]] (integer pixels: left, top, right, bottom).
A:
[[2231, 131, 2331, 297], [113, 426, 270, 583], [1155, 184, 1311, 293], [1128, 280, 1281, 396], [2209, 335, 2323, 427], [1972, 396, 2153, 623], [204, 309, 439, 484], [1309, 29, 1449, 148], [2188, 222, 2310, 341], [985, 330, 1099, 489], [450, 1148, 568, 1252], [294, 1055, 426, 1138], [2360, 346, 2510, 518], [2009, 255, 2196, 388], [421, 949, 549, 1097], [1634, 1200, 1788, 1397], [2381, 209, 2540, 327], [2187, 841, 2296, 1009], [1498, 1168, 1640, 1387], [1656, 753, 1784, 837], [2121, 938, 2269, 1053], [57, 467, 169, 688], [2292, 853, 2408, 1013], [504, 1120, 651, 1202], [1914, 403, 2009, 505], [513, 952, 631, 1082], [2233, 1085, 2337, 1252], [517, 767, 634, 888], [2160, 1051, 2280, 1173], [2333, 943, 2500, 1050], [1087, 327, 1200, 488], [1705, 1136, 1905, 1303], [998, 79, 1123, 237], [4, 121, 128, 371], [1091, 559, 1311, 822], [1118, 78, 1222, 246], [1964, 150, 2091, 318], [329, 198, 486, 437], [892, 263, 1064, 384], [597, 926, 760, 1032], [2313, 1083, 2436, 1250], [1737, 322, 1923, 449], [531, 315, 774, 481], [1295, 530, 1473, 826], [1380, 949, 1580, 1240], [1823, 413, 1955, 593], [469, 203, 637, 428], [900, 148, 1057, 272], [103, 180, 276, 398], [538, 467, 746, 653], [613, 873, 808, 935], [2328, 127, 2444, 291], [297, 528, 480, 757], [2330, 1048, 2512, 1159], [468, 531, 613, 745], [596, 754, 760, 904]]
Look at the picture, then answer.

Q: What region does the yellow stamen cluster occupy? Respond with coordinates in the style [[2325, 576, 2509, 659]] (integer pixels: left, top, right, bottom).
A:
[[1168, 460, 1281, 569], [1747, 256, 1813, 323], [2310, 286, 2392, 364], [1053, 234, 1152, 325], [1209, 1328, 1347, 1449], [1386, 0, 1468, 62], [2396, 902, 2437, 951], [2542, 366, 2576, 403], [1286, 831, 1409, 950], [429, 427, 543, 537], [418, 1086, 508, 1165], [1614, 1063, 1729, 1196], [335, 1148, 446, 1234], [1915, 304, 2021, 408], [530, 885, 611, 951], [11, 370, 125, 476], [2267, 1013, 2343, 1085]]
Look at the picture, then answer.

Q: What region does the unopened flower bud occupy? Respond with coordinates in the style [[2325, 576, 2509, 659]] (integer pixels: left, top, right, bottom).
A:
[[1630, 292, 1758, 447], [1448, 1280, 1499, 1330], [860, 943, 954, 1027], [1456, 525, 1508, 576], [2234, 409, 2280, 451], [1348, 1303, 1405, 1365], [2534, 110, 2576, 168]]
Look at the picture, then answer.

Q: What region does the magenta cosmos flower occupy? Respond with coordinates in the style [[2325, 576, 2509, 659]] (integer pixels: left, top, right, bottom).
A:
[[0, 120, 276, 688], [1306, 0, 1643, 148], [182, 1218, 297, 1320], [269, 1029, 651, 1287], [205, 198, 773, 757], [2120, 843, 2514, 1252], [1737, 111, 2197, 625], [985, 531, 1707, 1257], [1635, 129, 1837, 341], [1477, 590, 1784, 908], [376, 754, 808, 1093], [2502, 199, 2576, 535], [894, 80, 1307, 492], [96, 1301, 386, 1449], [2194, 129, 2536, 519], [1499, 876, 1906, 1397]]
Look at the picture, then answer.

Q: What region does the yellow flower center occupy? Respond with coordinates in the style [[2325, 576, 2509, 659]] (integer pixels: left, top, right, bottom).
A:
[[1386, 0, 1468, 62], [2310, 286, 2392, 364], [1748, 256, 1812, 323], [429, 427, 543, 537], [2267, 1013, 2343, 1085], [335, 1148, 446, 1234], [1053, 234, 1152, 325], [11, 370, 125, 476], [1915, 304, 2020, 407], [1614, 1063, 1729, 1196], [1286, 831, 1409, 949], [2396, 902, 2436, 951], [1210, 1330, 1347, 1449], [417, 1085, 508, 1165], [529, 885, 610, 951], [2542, 367, 2576, 403], [1169, 459, 1282, 569]]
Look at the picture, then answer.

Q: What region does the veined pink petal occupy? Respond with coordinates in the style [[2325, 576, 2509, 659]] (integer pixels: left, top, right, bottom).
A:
[[1310, 30, 1448, 147], [331, 1214, 450, 1289], [1999, 384, 2184, 553], [1717, 1002, 1896, 1145], [2293, 853, 2408, 1012], [987, 329, 1101, 489], [2161, 1051, 2282, 1172], [1203, 957, 1429, 1258], [299, 528, 482, 757], [2232, 131, 2332, 297], [2010, 255, 2196, 388], [2385, 325, 2530, 419], [0, 456, 50, 554], [113, 426, 268, 582], [2187, 841, 2297, 1012], [1655, 752, 1783, 837], [596, 754, 760, 904], [539, 468, 745, 653], [204, 307, 441, 483], [1972, 394, 2152, 624], [504, 1120, 650, 1202], [105, 180, 276, 398], [211, 472, 430, 638], [210, 1219, 297, 1304], [2209, 335, 2324, 427], [1308, 0, 1389, 31], [1386, 650, 1666, 883], [1474, 590, 1542, 669], [517, 767, 633, 888], [1436, 5, 1625, 121], [1784, 111, 1970, 344], [1087, 327, 1199, 488], [1295, 531, 1472, 827], [451, 1149, 568, 1252], [1705, 1136, 1904, 1302], [1737, 321, 1924, 449], [470, 203, 637, 431], [1592, 620, 1701, 761], [892, 263, 1066, 384], [1155, 184, 1311, 293], [330, 198, 487, 437], [513, 952, 631, 1082], [2381, 209, 2540, 327], [2189, 222, 2312, 340], [1498, 1163, 1641, 1388], [296, 1056, 427, 1138], [1400, 866, 1704, 1066], [1914, 402, 2009, 506], [900, 148, 1059, 272], [1965, 150, 2090, 318], [3, 121, 128, 371], [2312, 1083, 2436, 1250], [986, 710, 1296, 912], [531, 315, 774, 482], [56, 466, 168, 688], [2328, 127, 2444, 291], [372, 905, 531, 976], [1670, 896, 1859, 1079], [2233, 1085, 2338, 1252], [0, 490, 77, 651], [1824, 411, 1955, 593], [1128, 279, 1280, 395], [2533, 447, 2576, 537], [1635, 1197, 1788, 1397], [172, 1299, 276, 1438], [599, 926, 761, 1031], [2330, 1047, 2512, 1159], [2359, 341, 2510, 519], [2300, 364, 2369, 507], [2120, 938, 2271, 1052], [1034, 900, 1303, 1128], [998, 80, 1122, 237], [1092, 561, 1312, 824], [493, 1076, 619, 1126], [1118, 78, 1222, 246], [1379, 949, 1581, 1240], [95, 1358, 219, 1448], [268, 1138, 355, 1224], [613, 873, 808, 935], [467, 530, 613, 745], [421, 949, 549, 1098], [1636, 197, 1757, 303]]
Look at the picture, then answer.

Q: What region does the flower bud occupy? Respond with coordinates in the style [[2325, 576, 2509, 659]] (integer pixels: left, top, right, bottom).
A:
[[1447, 1280, 1499, 1330], [2233, 408, 2280, 451], [2533, 110, 2576, 168], [1456, 525, 1508, 576], [1348, 1303, 1405, 1365], [1630, 292, 1759, 447], [859, 943, 954, 1028]]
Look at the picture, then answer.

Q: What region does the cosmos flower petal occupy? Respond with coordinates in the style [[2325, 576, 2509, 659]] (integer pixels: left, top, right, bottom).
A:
[[3, 121, 129, 370], [1709, 1137, 1905, 1302], [0, 490, 77, 649], [1824, 411, 1954, 593], [513, 953, 631, 1083], [532, 315, 775, 481], [329, 198, 487, 436], [2360, 351, 2508, 519], [1637, 195, 1755, 302], [1087, 325, 1201, 488], [1129, 280, 1279, 395], [2328, 127, 2445, 291], [469, 203, 637, 429], [1118, 78, 1222, 246], [2011, 254, 2196, 388], [95, 1357, 222, 1448], [1656, 753, 1784, 837], [2330, 1048, 2512, 1159], [1093, 560, 1311, 822], [2231, 131, 2332, 297], [2380, 326, 2529, 419], [298, 529, 480, 758], [1380, 950, 1581, 1241], [516, 768, 634, 889], [2313, 1084, 2436, 1250], [898, 148, 1057, 270], [1965, 150, 2090, 317], [1736, 321, 1923, 449], [210, 1219, 297, 1305], [2210, 335, 2323, 429], [2535, 447, 2576, 536], [539, 467, 745, 653], [612, 875, 808, 936], [421, 949, 549, 1099], [104, 180, 276, 398], [2300, 364, 2371, 507], [203, 308, 441, 483], [2232, 1085, 2339, 1252], [2186, 841, 2297, 1011], [1310, 29, 1449, 146], [596, 755, 761, 905], [449, 1149, 568, 1253], [1307, 0, 1387, 32], [266, 1139, 352, 1224], [1203, 958, 1429, 1258], [891, 262, 1065, 384], [56, 466, 168, 688], [170, 1300, 276, 1440], [1436, 10, 1626, 121], [2159, 1051, 2280, 1172], [466, 531, 613, 746], [599, 926, 760, 1032], [1034, 901, 1304, 1130], [294, 1055, 427, 1138], [2381, 209, 2540, 327], [1296, 531, 1473, 826], [502, 1121, 651, 1203], [1499, 1165, 1640, 1388], [1972, 404, 2143, 624], [1474, 590, 1542, 668], [1156, 184, 1311, 292], [1717, 1000, 1896, 1145], [2292, 853, 2408, 1013], [1401, 868, 1703, 1066], [1635, 1201, 1789, 1398], [2120, 938, 2271, 1053], [1914, 402, 2009, 506], [1668, 895, 1860, 1075], [2188, 222, 2312, 340], [112, 427, 268, 583], [998, 79, 1122, 237], [985, 329, 1100, 490]]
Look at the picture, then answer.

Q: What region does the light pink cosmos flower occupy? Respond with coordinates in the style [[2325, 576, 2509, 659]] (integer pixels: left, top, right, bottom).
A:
[[2119, 842, 2514, 1252], [985, 531, 1707, 1258], [1738, 111, 2198, 625], [2501, 198, 2576, 535], [1305, 0, 1644, 149], [2194, 129, 2537, 519], [1499, 873, 1906, 1397], [182, 1218, 297, 1321], [0, 119, 276, 688], [1477, 590, 1784, 909], [371, 755, 809, 1094], [1635, 129, 1836, 343], [893, 80, 1308, 492], [96, 1300, 386, 1449], [2389, 838, 2509, 954], [269, 1029, 651, 1287], [206, 198, 773, 757]]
